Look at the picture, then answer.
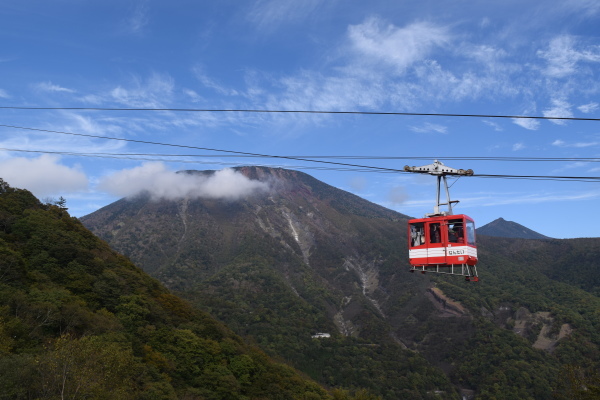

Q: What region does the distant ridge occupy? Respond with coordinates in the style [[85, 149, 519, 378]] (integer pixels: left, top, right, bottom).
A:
[[477, 217, 552, 239]]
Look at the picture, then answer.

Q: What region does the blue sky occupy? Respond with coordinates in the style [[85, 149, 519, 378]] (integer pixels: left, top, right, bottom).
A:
[[1, 0, 599, 239]]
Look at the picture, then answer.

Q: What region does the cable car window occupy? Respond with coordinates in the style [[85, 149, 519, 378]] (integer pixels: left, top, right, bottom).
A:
[[430, 223, 441, 243], [447, 219, 464, 243], [410, 222, 425, 247], [466, 220, 476, 245]]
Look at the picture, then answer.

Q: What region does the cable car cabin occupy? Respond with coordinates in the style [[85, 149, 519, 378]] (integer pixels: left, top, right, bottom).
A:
[[408, 214, 479, 281]]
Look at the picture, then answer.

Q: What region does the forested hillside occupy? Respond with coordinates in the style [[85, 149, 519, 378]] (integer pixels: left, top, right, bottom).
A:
[[81, 166, 600, 399], [0, 178, 373, 400]]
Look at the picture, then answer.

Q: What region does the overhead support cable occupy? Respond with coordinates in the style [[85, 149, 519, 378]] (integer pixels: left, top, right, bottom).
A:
[[1, 106, 599, 122], [1, 126, 599, 183]]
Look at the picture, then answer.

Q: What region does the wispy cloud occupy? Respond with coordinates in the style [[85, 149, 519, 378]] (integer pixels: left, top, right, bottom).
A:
[[578, 102, 599, 113], [192, 66, 240, 97], [35, 81, 75, 93], [512, 118, 540, 130], [482, 120, 503, 131], [0, 88, 8, 98], [537, 34, 600, 78], [247, 0, 326, 31], [549, 161, 591, 173], [110, 73, 174, 108], [552, 139, 599, 147], [409, 122, 448, 134], [543, 98, 573, 125], [183, 89, 203, 103], [512, 142, 525, 151], [126, 0, 149, 34], [347, 18, 450, 73]]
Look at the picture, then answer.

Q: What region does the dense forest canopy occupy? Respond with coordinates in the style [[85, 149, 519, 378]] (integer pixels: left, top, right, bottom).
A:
[[0, 178, 382, 399]]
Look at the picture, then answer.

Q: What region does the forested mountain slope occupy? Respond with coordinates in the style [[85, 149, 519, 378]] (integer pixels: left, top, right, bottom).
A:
[[81, 167, 600, 399], [0, 178, 357, 400]]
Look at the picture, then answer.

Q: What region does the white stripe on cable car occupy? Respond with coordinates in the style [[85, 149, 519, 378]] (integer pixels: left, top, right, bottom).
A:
[[409, 246, 477, 259]]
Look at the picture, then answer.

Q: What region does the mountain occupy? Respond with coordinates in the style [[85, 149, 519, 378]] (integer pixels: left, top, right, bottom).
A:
[[81, 167, 600, 399], [477, 217, 551, 239], [0, 177, 359, 400]]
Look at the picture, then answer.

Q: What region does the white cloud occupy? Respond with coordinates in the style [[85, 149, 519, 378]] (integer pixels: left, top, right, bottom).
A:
[[537, 35, 600, 78], [247, 0, 325, 30], [98, 163, 270, 200], [512, 142, 525, 151], [183, 89, 203, 102], [110, 73, 174, 108], [552, 138, 599, 147], [512, 118, 540, 130], [482, 120, 503, 131], [0, 155, 88, 197], [578, 102, 599, 113], [0, 88, 8, 98], [127, 1, 149, 34], [192, 66, 240, 97], [347, 18, 450, 72], [35, 81, 75, 93], [543, 98, 573, 125], [409, 122, 447, 134], [551, 161, 589, 173]]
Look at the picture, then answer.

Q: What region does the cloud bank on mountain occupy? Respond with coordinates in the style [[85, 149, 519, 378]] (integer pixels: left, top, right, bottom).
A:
[[98, 163, 270, 200]]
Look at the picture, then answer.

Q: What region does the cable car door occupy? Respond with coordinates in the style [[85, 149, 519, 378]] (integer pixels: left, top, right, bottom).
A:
[[427, 221, 446, 264]]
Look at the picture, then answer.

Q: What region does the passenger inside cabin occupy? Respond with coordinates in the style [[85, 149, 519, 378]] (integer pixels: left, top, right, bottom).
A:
[[410, 223, 425, 247], [448, 221, 464, 243], [430, 223, 441, 243]]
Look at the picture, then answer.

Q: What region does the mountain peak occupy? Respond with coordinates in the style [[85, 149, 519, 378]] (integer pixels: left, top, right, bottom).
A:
[[477, 217, 551, 239]]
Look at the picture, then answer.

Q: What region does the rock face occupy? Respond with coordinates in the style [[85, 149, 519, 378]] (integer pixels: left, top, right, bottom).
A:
[[481, 305, 573, 352], [477, 217, 551, 239]]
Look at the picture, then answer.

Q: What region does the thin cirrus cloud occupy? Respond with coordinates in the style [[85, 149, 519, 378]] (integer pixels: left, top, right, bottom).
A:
[[110, 73, 174, 108], [543, 98, 573, 125], [246, 0, 326, 31], [537, 34, 600, 78], [552, 139, 599, 148], [35, 81, 75, 93], [578, 102, 599, 113], [124, 0, 149, 34], [347, 18, 450, 73], [512, 142, 525, 151], [511, 117, 540, 130], [409, 123, 448, 134]]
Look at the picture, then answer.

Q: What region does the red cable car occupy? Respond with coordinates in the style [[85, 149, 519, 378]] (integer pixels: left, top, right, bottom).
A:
[[404, 161, 479, 281]]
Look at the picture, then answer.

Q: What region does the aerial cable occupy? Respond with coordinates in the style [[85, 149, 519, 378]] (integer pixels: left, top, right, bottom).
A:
[[0, 147, 385, 173], [1, 106, 600, 122], [0, 124, 406, 174], [1, 127, 599, 182]]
